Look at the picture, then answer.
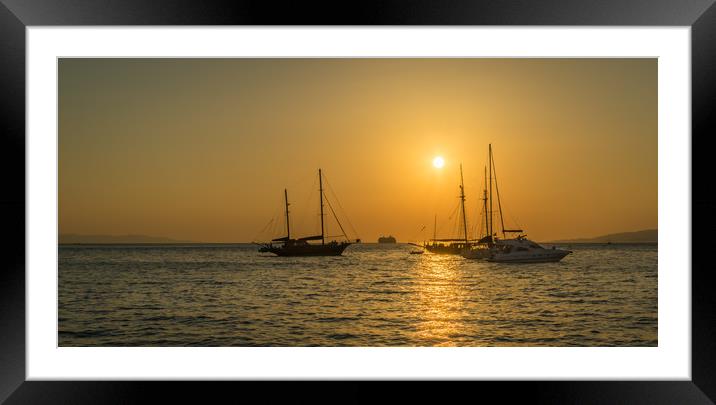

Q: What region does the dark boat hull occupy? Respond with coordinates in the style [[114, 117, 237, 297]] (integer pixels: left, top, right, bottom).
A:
[[424, 243, 472, 255], [263, 242, 352, 257]]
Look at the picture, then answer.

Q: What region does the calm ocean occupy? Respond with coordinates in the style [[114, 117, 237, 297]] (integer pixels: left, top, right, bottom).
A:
[[58, 243, 657, 346]]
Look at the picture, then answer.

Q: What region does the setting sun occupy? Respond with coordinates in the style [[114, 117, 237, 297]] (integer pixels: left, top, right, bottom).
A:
[[433, 156, 445, 169]]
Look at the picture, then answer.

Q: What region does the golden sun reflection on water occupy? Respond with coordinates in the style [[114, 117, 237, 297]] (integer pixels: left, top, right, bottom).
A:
[[411, 254, 483, 346]]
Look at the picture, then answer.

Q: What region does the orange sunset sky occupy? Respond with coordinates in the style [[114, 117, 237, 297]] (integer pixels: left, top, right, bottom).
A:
[[59, 58, 656, 243]]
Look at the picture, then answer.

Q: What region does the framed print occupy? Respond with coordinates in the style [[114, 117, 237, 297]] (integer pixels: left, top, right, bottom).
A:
[[2, 0, 715, 403]]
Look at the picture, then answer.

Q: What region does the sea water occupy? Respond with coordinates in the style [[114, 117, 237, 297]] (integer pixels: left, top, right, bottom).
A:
[[58, 243, 657, 346]]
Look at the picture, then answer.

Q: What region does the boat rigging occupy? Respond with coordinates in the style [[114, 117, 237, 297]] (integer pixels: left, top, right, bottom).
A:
[[257, 169, 358, 256], [423, 164, 478, 254]]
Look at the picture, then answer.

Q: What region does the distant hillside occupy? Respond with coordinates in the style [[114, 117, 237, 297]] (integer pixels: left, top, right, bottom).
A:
[[550, 229, 657, 244], [59, 234, 196, 244]]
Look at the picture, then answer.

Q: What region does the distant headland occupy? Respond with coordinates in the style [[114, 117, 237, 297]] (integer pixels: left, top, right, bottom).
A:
[[549, 229, 657, 244], [59, 234, 196, 244]]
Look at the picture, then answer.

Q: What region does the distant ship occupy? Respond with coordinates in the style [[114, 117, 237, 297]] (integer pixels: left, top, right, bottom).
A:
[[378, 235, 397, 243], [257, 169, 357, 256], [462, 144, 571, 263]]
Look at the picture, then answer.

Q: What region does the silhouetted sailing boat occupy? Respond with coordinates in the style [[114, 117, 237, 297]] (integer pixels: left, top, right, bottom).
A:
[[423, 164, 475, 254], [462, 144, 571, 262], [461, 163, 495, 259], [258, 169, 356, 256]]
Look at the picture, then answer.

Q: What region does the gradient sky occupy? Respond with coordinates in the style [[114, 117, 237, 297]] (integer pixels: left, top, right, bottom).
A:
[[59, 58, 656, 243]]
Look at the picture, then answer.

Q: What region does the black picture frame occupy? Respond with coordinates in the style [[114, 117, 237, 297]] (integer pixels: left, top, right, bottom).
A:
[[1, 1, 714, 403]]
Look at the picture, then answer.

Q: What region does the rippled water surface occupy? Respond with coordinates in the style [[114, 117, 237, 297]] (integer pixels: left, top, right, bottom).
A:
[[59, 243, 657, 346]]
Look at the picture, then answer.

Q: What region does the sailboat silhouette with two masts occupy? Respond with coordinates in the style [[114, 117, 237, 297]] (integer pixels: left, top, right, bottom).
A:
[[258, 169, 356, 256]]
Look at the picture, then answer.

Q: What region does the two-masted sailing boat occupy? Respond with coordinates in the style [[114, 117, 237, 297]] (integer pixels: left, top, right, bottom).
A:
[[258, 169, 356, 256], [423, 164, 475, 254], [462, 144, 572, 263]]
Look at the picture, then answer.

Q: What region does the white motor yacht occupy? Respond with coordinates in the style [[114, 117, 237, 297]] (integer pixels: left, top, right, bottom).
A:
[[487, 236, 571, 263]]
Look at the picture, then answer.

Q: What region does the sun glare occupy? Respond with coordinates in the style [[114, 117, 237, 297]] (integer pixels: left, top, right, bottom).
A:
[[433, 156, 445, 169]]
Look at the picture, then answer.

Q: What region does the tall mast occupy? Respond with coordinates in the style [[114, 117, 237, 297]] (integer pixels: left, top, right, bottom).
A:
[[459, 164, 469, 245], [284, 188, 290, 240], [483, 166, 488, 240], [318, 168, 325, 245], [489, 144, 493, 241]]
